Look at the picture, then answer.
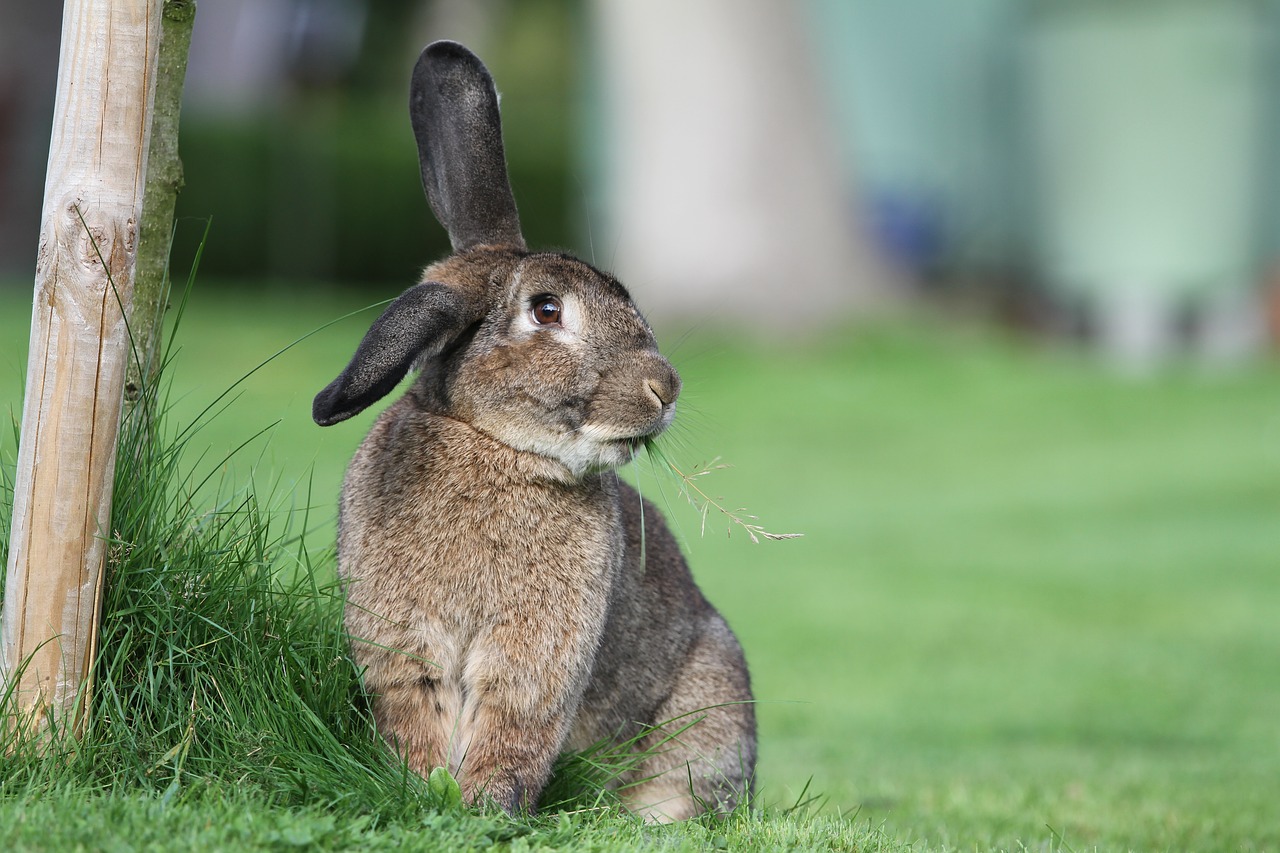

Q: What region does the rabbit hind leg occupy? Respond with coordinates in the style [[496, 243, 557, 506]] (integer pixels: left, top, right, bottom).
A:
[[619, 614, 757, 823]]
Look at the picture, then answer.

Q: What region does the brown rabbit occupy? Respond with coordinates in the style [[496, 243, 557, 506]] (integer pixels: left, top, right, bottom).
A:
[[313, 40, 756, 821]]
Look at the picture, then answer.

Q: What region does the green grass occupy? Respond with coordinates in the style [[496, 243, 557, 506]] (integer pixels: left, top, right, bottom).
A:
[[2, 280, 1278, 851]]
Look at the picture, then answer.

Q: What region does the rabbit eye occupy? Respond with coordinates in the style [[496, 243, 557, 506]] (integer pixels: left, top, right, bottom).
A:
[[531, 296, 562, 326]]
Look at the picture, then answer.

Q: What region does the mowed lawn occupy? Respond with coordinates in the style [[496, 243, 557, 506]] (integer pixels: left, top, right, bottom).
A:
[[2, 281, 1278, 851]]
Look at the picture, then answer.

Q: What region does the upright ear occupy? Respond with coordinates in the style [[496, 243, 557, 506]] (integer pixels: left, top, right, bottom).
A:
[[312, 283, 483, 426], [411, 40, 525, 252]]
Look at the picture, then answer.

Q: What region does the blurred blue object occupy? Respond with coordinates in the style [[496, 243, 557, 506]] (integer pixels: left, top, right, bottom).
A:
[[867, 191, 945, 272], [808, 0, 1018, 274]]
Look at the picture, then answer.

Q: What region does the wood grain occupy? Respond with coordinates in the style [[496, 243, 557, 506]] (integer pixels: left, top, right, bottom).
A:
[[2, 0, 162, 733]]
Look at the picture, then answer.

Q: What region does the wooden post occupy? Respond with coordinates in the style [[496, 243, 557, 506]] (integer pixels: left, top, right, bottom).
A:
[[1, 0, 163, 733]]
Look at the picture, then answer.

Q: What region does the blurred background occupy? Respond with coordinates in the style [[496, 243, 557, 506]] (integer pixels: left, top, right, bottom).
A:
[[4, 0, 1280, 362], [2, 1, 1279, 849]]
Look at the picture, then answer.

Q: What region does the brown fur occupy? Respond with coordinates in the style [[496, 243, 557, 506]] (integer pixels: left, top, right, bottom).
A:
[[315, 42, 756, 820]]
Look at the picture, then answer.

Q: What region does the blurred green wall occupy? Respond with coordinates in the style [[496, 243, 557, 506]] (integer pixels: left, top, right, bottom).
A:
[[173, 0, 580, 285]]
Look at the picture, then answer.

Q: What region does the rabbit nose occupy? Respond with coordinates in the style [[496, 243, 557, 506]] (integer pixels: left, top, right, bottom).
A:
[[646, 379, 672, 406], [645, 363, 681, 408]]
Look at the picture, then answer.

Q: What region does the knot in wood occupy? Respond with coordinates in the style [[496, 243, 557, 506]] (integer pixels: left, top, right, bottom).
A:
[[55, 200, 138, 305]]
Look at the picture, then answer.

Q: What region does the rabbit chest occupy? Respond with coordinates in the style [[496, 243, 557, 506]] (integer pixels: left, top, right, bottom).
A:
[[337, 403, 624, 725]]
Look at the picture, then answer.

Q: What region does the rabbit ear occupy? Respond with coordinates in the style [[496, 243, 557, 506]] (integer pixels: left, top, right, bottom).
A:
[[411, 40, 525, 252], [313, 282, 483, 426]]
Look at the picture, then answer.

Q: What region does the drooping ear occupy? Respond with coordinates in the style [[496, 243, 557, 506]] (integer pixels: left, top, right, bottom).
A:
[[411, 40, 525, 252], [313, 282, 483, 426]]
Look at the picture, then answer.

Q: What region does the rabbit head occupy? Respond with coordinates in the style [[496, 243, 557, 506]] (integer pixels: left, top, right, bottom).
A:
[[312, 41, 680, 477]]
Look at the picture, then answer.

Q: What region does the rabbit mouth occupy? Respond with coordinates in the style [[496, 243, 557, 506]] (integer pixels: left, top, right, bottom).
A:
[[553, 413, 673, 473], [581, 419, 665, 444], [572, 424, 663, 467], [611, 434, 650, 455]]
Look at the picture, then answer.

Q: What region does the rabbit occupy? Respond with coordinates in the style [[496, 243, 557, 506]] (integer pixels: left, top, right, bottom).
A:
[[312, 40, 756, 821]]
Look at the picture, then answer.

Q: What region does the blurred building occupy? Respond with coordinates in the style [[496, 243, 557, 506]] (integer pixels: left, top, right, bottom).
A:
[[1021, 0, 1271, 367]]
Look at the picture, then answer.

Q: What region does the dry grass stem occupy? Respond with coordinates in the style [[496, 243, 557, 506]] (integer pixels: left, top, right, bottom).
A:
[[663, 457, 803, 544]]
